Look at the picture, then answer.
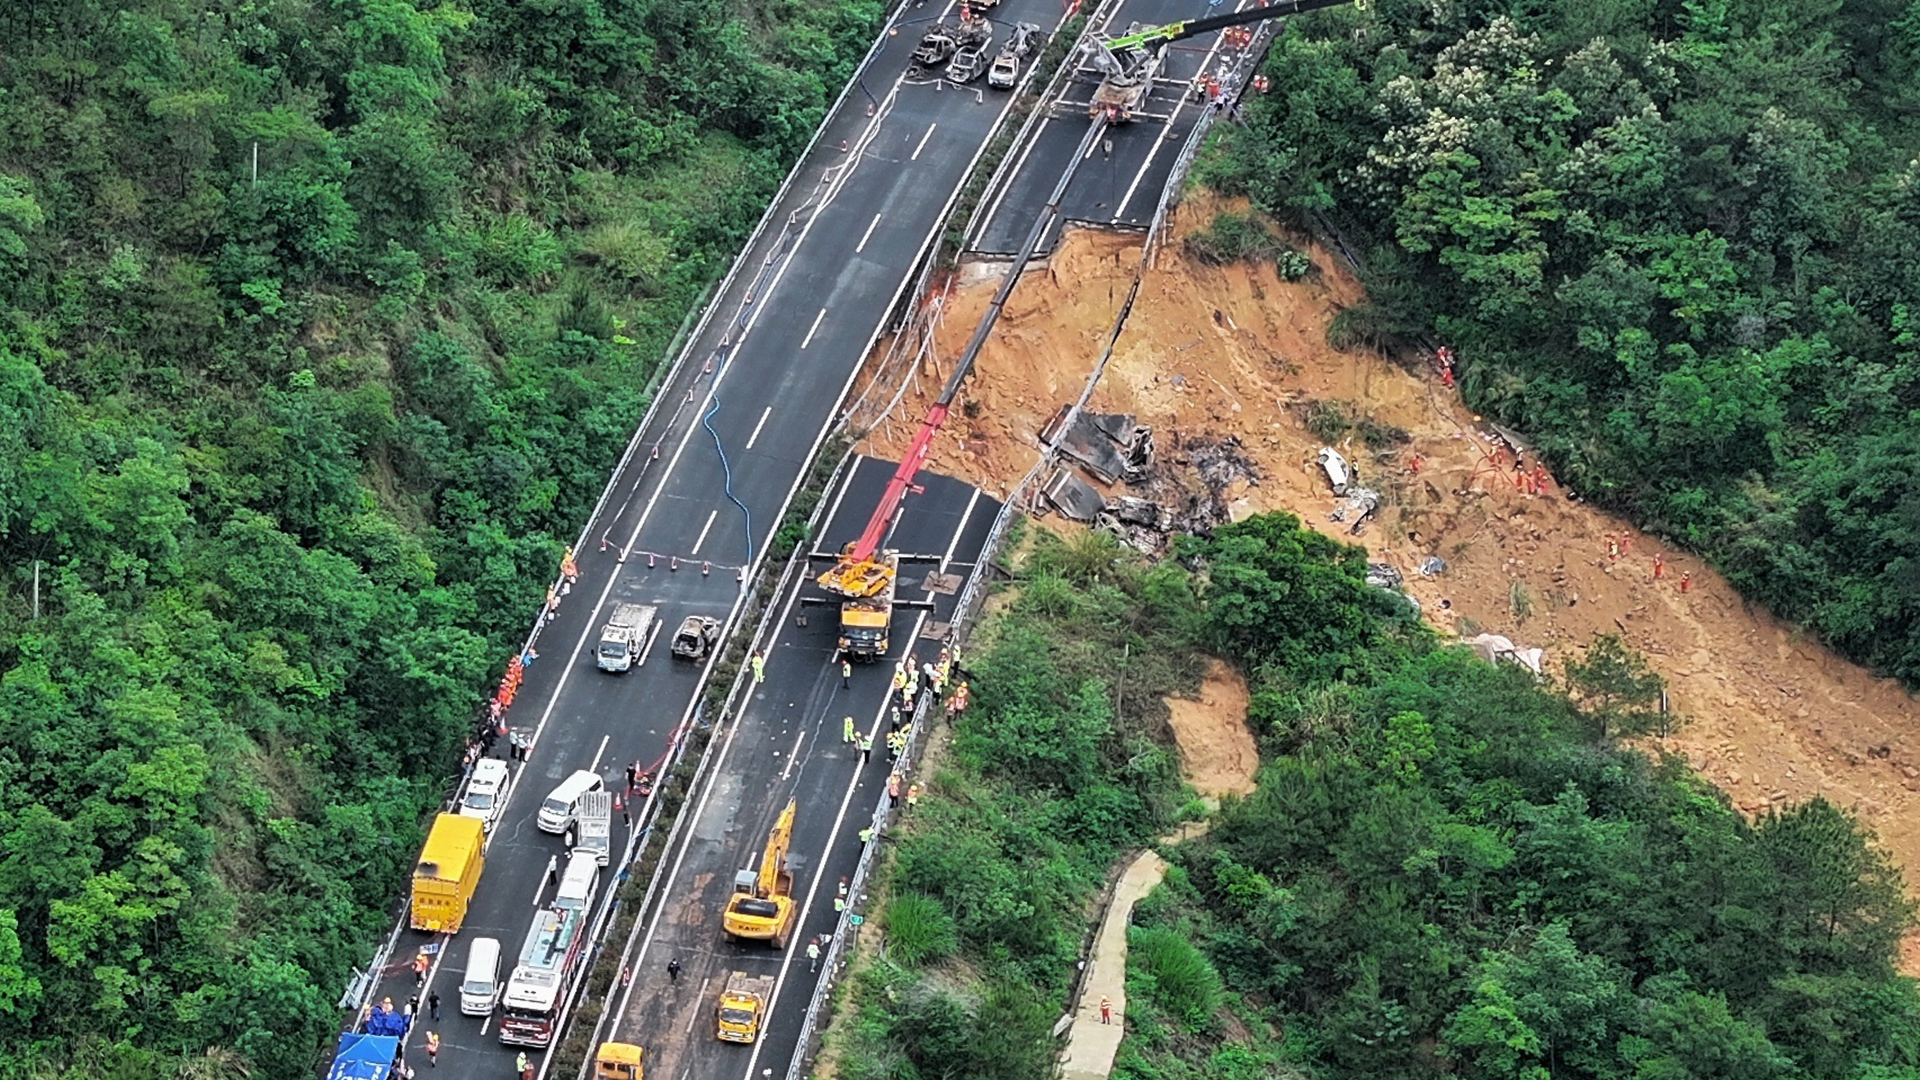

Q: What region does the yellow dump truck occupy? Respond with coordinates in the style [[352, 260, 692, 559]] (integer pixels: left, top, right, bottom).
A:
[[716, 971, 774, 1043], [593, 1042, 643, 1079], [411, 813, 486, 933]]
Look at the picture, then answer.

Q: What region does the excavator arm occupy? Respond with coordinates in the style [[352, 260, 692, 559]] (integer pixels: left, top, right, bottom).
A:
[[757, 800, 796, 897]]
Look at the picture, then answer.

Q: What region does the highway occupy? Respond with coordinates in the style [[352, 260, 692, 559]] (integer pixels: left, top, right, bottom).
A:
[[599, 456, 995, 1080], [970, 0, 1262, 255], [359, 0, 1062, 1073]]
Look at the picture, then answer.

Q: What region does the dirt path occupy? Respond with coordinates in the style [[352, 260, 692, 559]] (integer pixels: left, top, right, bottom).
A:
[[1061, 850, 1168, 1080], [861, 195, 1920, 965]]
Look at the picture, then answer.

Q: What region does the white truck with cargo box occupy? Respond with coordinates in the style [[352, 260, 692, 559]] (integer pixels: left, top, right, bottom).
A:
[[597, 603, 658, 672], [573, 790, 613, 866]]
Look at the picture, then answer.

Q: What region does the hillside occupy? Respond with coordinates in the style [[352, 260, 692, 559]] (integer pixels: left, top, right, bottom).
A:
[[827, 516, 1920, 1080], [0, 0, 881, 1074], [1204, 0, 1920, 686], [868, 213, 1920, 958]]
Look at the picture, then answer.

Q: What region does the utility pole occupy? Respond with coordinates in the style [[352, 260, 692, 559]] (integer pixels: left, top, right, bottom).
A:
[[31, 559, 41, 621], [251, 141, 259, 187]]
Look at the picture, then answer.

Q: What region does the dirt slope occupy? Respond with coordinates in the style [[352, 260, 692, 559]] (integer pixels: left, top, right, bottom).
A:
[[1165, 660, 1258, 802], [861, 198, 1920, 961]]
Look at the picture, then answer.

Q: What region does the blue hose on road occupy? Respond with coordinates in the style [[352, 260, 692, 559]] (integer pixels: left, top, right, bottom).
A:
[[702, 393, 755, 567]]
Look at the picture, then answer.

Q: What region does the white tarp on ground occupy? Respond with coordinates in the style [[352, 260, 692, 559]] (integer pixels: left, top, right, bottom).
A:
[[1464, 633, 1545, 676]]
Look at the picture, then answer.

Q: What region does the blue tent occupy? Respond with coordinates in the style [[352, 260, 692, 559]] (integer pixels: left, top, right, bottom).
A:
[[327, 1032, 400, 1080]]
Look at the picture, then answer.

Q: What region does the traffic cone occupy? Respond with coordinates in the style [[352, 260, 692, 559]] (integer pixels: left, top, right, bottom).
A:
[[736, 565, 746, 582], [600, 532, 609, 552], [648, 552, 657, 568], [702, 561, 711, 576], [670, 556, 679, 571], [651, 443, 660, 460]]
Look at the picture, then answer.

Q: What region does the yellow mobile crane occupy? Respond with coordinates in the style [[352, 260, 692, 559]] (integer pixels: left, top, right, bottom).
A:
[[722, 800, 797, 948]]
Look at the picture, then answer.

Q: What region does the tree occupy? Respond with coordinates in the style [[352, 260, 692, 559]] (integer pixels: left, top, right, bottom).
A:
[[1625, 989, 1793, 1080], [1563, 634, 1667, 740]]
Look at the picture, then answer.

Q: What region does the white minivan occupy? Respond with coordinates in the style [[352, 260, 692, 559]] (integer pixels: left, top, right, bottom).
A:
[[554, 850, 602, 913], [537, 770, 605, 834], [459, 936, 503, 1016]]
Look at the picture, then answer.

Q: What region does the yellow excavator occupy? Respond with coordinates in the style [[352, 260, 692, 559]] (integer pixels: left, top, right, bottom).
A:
[[722, 800, 797, 948]]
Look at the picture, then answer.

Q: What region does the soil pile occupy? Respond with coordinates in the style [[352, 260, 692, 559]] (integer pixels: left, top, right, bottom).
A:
[[1164, 660, 1258, 802]]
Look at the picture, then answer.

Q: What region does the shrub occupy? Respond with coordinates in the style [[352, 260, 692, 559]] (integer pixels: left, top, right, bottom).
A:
[[1128, 925, 1223, 1033], [1184, 211, 1280, 265], [884, 893, 959, 968]]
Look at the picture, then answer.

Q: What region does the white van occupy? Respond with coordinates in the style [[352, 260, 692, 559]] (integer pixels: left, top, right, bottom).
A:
[[554, 850, 602, 913], [537, 770, 605, 834], [459, 936, 503, 1016]]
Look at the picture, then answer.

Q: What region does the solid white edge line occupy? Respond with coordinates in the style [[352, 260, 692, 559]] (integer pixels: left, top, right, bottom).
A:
[[976, 115, 1051, 248]]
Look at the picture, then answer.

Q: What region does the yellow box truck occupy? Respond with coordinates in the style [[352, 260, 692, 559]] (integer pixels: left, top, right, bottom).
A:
[[412, 813, 486, 933]]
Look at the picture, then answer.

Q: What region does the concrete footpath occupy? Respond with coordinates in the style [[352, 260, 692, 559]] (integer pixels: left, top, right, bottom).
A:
[[1059, 850, 1170, 1080]]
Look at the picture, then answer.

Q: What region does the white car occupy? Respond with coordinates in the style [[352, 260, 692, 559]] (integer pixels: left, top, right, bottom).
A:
[[460, 758, 512, 833]]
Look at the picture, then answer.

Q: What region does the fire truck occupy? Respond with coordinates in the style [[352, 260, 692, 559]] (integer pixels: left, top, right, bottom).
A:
[[499, 906, 586, 1047]]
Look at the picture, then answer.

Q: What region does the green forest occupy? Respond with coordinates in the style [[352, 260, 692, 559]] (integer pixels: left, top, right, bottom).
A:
[[840, 516, 1920, 1080], [1196, 0, 1920, 682], [0, 0, 881, 1074]]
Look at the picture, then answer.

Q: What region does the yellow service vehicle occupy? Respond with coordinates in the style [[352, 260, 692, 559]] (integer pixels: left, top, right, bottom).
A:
[[716, 971, 774, 1043], [593, 1042, 643, 1079], [411, 813, 485, 933]]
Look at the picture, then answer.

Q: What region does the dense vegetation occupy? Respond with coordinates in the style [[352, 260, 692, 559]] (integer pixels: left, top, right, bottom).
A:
[[837, 513, 1920, 1080], [833, 527, 1206, 1079], [1196, 0, 1920, 682], [0, 0, 880, 1074]]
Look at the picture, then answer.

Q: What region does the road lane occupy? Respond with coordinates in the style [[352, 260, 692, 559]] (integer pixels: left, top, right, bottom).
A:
[[357, 0, 1059, 1075], [970, 0, 1264, 255], [599, 458, 998, 1080]]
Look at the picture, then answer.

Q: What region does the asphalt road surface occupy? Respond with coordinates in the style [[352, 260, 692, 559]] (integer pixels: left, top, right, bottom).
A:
[[358, 0, 1057, 1073], [970, 0, 1263, 255], [596, 456, 996, 1080]]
